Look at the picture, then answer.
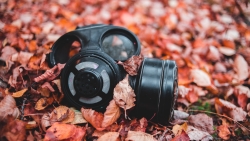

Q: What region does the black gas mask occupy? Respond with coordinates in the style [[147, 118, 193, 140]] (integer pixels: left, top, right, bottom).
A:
[[47, 24, 178, 125]]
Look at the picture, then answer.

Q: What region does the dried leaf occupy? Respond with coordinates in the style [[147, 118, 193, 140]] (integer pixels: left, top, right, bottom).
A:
[[102, 100, 121, 128], [186, 126, 213, 141], [171, 130, 190, 141], [44, 122, 86, 141], [70, 108, 87, 124], [125, 131, 157, 141], [11, 51, 34, 65], [0, 95, 20, 121], [234, 55, 249, 81], [188, 113, 214, 134], [173, 110, 189, 120], [37, 86, 50, 97], [217, 125, 231, 140], [0, 116, 26, 141], [113, 75, 136, 110], [172, 122, 188, 135], [215, 98, 247, 121], [117, 54, 144, 76], [218, 47, 236, 56], [178, 85, 190, 98], [34, 63, 65, 82], [97, 132, 120, 141], [35, 98, 48, 111], [41, 82, 55, 92], [52, 79, 62, 93], [53, 106, 69, 121], [41, 113, 51, 132], [25, 121, 38, 129], [81, 107, 104, 131], [190, 69, 211, 87], [12, 88, 28, 98]]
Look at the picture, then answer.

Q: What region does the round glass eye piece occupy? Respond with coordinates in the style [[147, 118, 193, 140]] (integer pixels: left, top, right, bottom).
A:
[[102, 34, 135, 61]]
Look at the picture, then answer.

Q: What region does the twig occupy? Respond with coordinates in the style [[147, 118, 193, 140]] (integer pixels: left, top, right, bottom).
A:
[[187, 109, 250, 132], [20, 98, 27, 120]]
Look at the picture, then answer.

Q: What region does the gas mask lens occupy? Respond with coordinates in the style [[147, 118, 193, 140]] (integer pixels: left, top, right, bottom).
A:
[[102, 34, 135, 61]]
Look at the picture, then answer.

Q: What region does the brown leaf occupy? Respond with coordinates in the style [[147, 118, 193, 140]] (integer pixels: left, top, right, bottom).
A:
[[188, 113, 214, 134], [41, 82, 55, 92], [178, 85, 190, 98], [102, 100, 121, 128], [186, 126, 213, 141], [185, 91, 198, 103], [61, 107, 75, 123], [0, 116, 26, 141], [11, 51, 34, 65], [81, 107, 105, 131], [0, 95, 20, 121], [215, 98, 247, 121], [41, 113, 51, 132], [217, 125, 231, 140], [44, 122, 86, 141], [172, 122, 188, 135], [190, 69, 211, 87], [171, 130, 190, 141], [34, 63, 65, 82], [234, 55, 249, 81], [37, 86, 50, 97], [52, 79, 62, 93], [113, 75, 136, 110], [25, 121, 38, 129], [125, 131, 157, 141], [35, 98, 48, 111], [53, 106, 69, 121], [97, 132, 120, 141], [28, 40, 38, 52], [12, 88, 28, 98], [117, 54, 143, 76]]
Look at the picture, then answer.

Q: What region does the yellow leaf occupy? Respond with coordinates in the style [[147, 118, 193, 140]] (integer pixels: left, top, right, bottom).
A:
[[172, 122, 188, 135], [12, 88, 28, 98]]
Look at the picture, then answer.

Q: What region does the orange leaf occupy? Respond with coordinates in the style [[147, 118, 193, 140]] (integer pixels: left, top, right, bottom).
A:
[[102, 100, 121, 128], [28, 40, 38, 52], [171, 130, 190, 141], [81, 107, 104, 131], [12, 88, 28, 98], [97, 132, 120, 141], [44, 122, 86, 141], [217, 125, 231, 140]]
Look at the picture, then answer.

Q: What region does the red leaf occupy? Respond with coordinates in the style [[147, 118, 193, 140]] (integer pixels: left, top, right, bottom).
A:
[[117, 54, 143, 76]]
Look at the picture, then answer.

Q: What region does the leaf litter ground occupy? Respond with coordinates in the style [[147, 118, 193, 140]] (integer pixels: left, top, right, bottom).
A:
[[0, 0, 250, 140]]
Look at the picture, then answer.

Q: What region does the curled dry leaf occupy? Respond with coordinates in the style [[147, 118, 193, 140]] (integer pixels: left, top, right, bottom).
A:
[[215, 98, 247, 121], [234, 55, 249, 81], [102, 100, 121, 128], [0, 95, 20, 121], [125, 131, 157, 141], [113, 75, 136, 110], [44, 122, 86, 141], [97, 132, 120, 141], [188, 113, 214, 134], [117, 54, 143, 76], [41, 113, 51, 132], [217, 125, 231, 140], [190, 69, 211, 87], [34, 63, 65, 82], [186, 126, 213, 141], [52, 79, 62, 93], [81, 107, 104, 131], [12, 88, 28, 98], [0, 116, 26, 141]]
